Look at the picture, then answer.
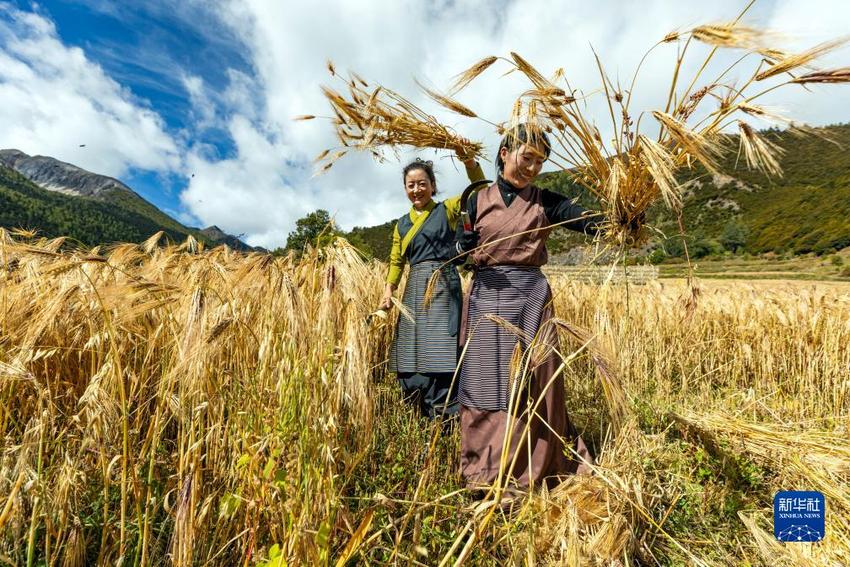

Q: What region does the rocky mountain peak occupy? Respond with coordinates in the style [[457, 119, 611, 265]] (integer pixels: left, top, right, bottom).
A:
[[0, 149, 135, 199], [0, 149, 29, 165]]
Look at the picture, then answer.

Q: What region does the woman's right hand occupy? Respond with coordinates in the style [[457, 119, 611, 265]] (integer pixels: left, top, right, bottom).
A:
[[379, 292, 393, 311], [457, 230, 480, 254]]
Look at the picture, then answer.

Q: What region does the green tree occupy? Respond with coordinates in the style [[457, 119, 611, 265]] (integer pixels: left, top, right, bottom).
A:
[[647, 247, 667, 264], [663, 235, 687, 258], [690, 236, 724, 259], [284, 210, 340, 256], [720, 218, 749, 253]]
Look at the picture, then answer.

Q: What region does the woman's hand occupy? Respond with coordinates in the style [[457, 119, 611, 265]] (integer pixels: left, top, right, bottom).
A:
[[379, 284, 395, 310], [455, 141, 476, 167], [457, 230, 480, 254]]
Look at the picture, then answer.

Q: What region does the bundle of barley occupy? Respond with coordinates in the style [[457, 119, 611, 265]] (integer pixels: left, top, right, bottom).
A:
[[524, 474, 635, 565], [305, 63, 484, 173]]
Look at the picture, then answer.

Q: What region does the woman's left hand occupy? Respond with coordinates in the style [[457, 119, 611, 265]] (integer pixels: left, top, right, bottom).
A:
[[455, 141, 476, 167]]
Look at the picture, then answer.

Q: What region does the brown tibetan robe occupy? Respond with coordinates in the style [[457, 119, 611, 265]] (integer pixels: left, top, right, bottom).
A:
[[459, 180, 595, 491]]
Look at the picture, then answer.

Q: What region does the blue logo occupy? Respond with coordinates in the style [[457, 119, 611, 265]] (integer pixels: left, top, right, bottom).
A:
[[774, 491, 825, 542]]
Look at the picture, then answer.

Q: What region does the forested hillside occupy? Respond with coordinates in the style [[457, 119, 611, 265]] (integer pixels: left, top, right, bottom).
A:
[[0, 165, 197, 245]]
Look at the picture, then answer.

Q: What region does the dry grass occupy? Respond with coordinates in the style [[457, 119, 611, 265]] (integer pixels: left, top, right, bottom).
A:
[[754, 37, 849, 81], [737, 121, 784, 177], [791, 67, 850, 84], [2, 231, 849, 565]]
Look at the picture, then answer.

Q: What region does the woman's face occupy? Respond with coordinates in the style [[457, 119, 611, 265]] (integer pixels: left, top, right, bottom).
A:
[[500, 143, 546, 189], [404, 168, 435, 210]]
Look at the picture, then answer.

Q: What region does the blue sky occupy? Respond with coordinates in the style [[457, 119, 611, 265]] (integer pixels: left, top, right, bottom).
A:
[[8, 0, 248, 220], [1, 0, 849, 248]]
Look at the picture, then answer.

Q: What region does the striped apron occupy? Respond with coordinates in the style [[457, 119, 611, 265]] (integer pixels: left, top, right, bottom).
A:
[[459, 266, 550, 410], [388, 260, 461, 374]]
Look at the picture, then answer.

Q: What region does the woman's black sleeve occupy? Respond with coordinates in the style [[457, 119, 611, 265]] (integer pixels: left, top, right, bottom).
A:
[[540, 189, 604, 235]]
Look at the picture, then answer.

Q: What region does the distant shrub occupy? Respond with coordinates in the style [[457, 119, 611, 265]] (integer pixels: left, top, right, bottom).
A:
[[830, 254, 843, 266], [720, 218, 748, 252], [647, 248, 666, 265], [831, 236, 850, 250], [814, 243, 835, 256], [691, 238, 724, 259], [663, 236, 687, 258]]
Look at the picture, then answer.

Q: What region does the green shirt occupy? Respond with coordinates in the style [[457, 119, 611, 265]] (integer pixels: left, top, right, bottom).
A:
[[386, 161, 487, 285]]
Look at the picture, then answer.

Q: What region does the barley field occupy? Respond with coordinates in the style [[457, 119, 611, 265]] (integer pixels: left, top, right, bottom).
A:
[[1, 231, 848, 566]]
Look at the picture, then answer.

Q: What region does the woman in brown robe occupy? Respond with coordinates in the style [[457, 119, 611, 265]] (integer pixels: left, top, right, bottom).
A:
[[455, 124, 602, 495]]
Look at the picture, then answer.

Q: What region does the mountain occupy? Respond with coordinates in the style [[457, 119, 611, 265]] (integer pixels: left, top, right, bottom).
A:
[[346, 220, 395, 260], [343, 123, 850, 261], [0, 149, 254, 251], [1, 149, 142, 198], [672, 123, 850, 256], [198, 225, 257, 252]]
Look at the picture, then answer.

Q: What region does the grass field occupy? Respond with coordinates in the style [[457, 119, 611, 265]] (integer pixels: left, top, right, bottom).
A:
[[1, 232, 848, 565], [657, 247, 850, 281]]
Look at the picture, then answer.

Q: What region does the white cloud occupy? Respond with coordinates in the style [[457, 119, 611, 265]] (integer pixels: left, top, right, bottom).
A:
[[181, 115, 309, 247], [0, 6, 181, 177], [182, 74, 217, 129]]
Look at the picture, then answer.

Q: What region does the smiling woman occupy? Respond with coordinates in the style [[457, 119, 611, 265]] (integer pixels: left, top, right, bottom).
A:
[[403, 160, 437, 208], [454, 123, 607, 501], [382, 154, 486, 421]]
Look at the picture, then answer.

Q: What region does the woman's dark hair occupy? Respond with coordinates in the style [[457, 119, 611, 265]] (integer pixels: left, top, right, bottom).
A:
[[403, 158, 437, 194], [495, 123, 551, 173]]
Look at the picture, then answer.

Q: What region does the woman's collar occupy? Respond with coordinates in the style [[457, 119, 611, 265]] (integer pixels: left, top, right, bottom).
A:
[[497, 174, 524, 193], [410, 199, 437, 215]]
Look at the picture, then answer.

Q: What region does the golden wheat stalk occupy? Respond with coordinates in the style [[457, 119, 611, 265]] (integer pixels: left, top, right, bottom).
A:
[[792, 67, 850, 84], [737, 121, 784, 177], [317, 74, 484, 169], [637, 135, 681, 210], [755, 37, 850, 80], [415, 80, 478, 117], [448, 55, 499, 95], [689, 22, 771, 50], [653, 111, 725, 173]]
